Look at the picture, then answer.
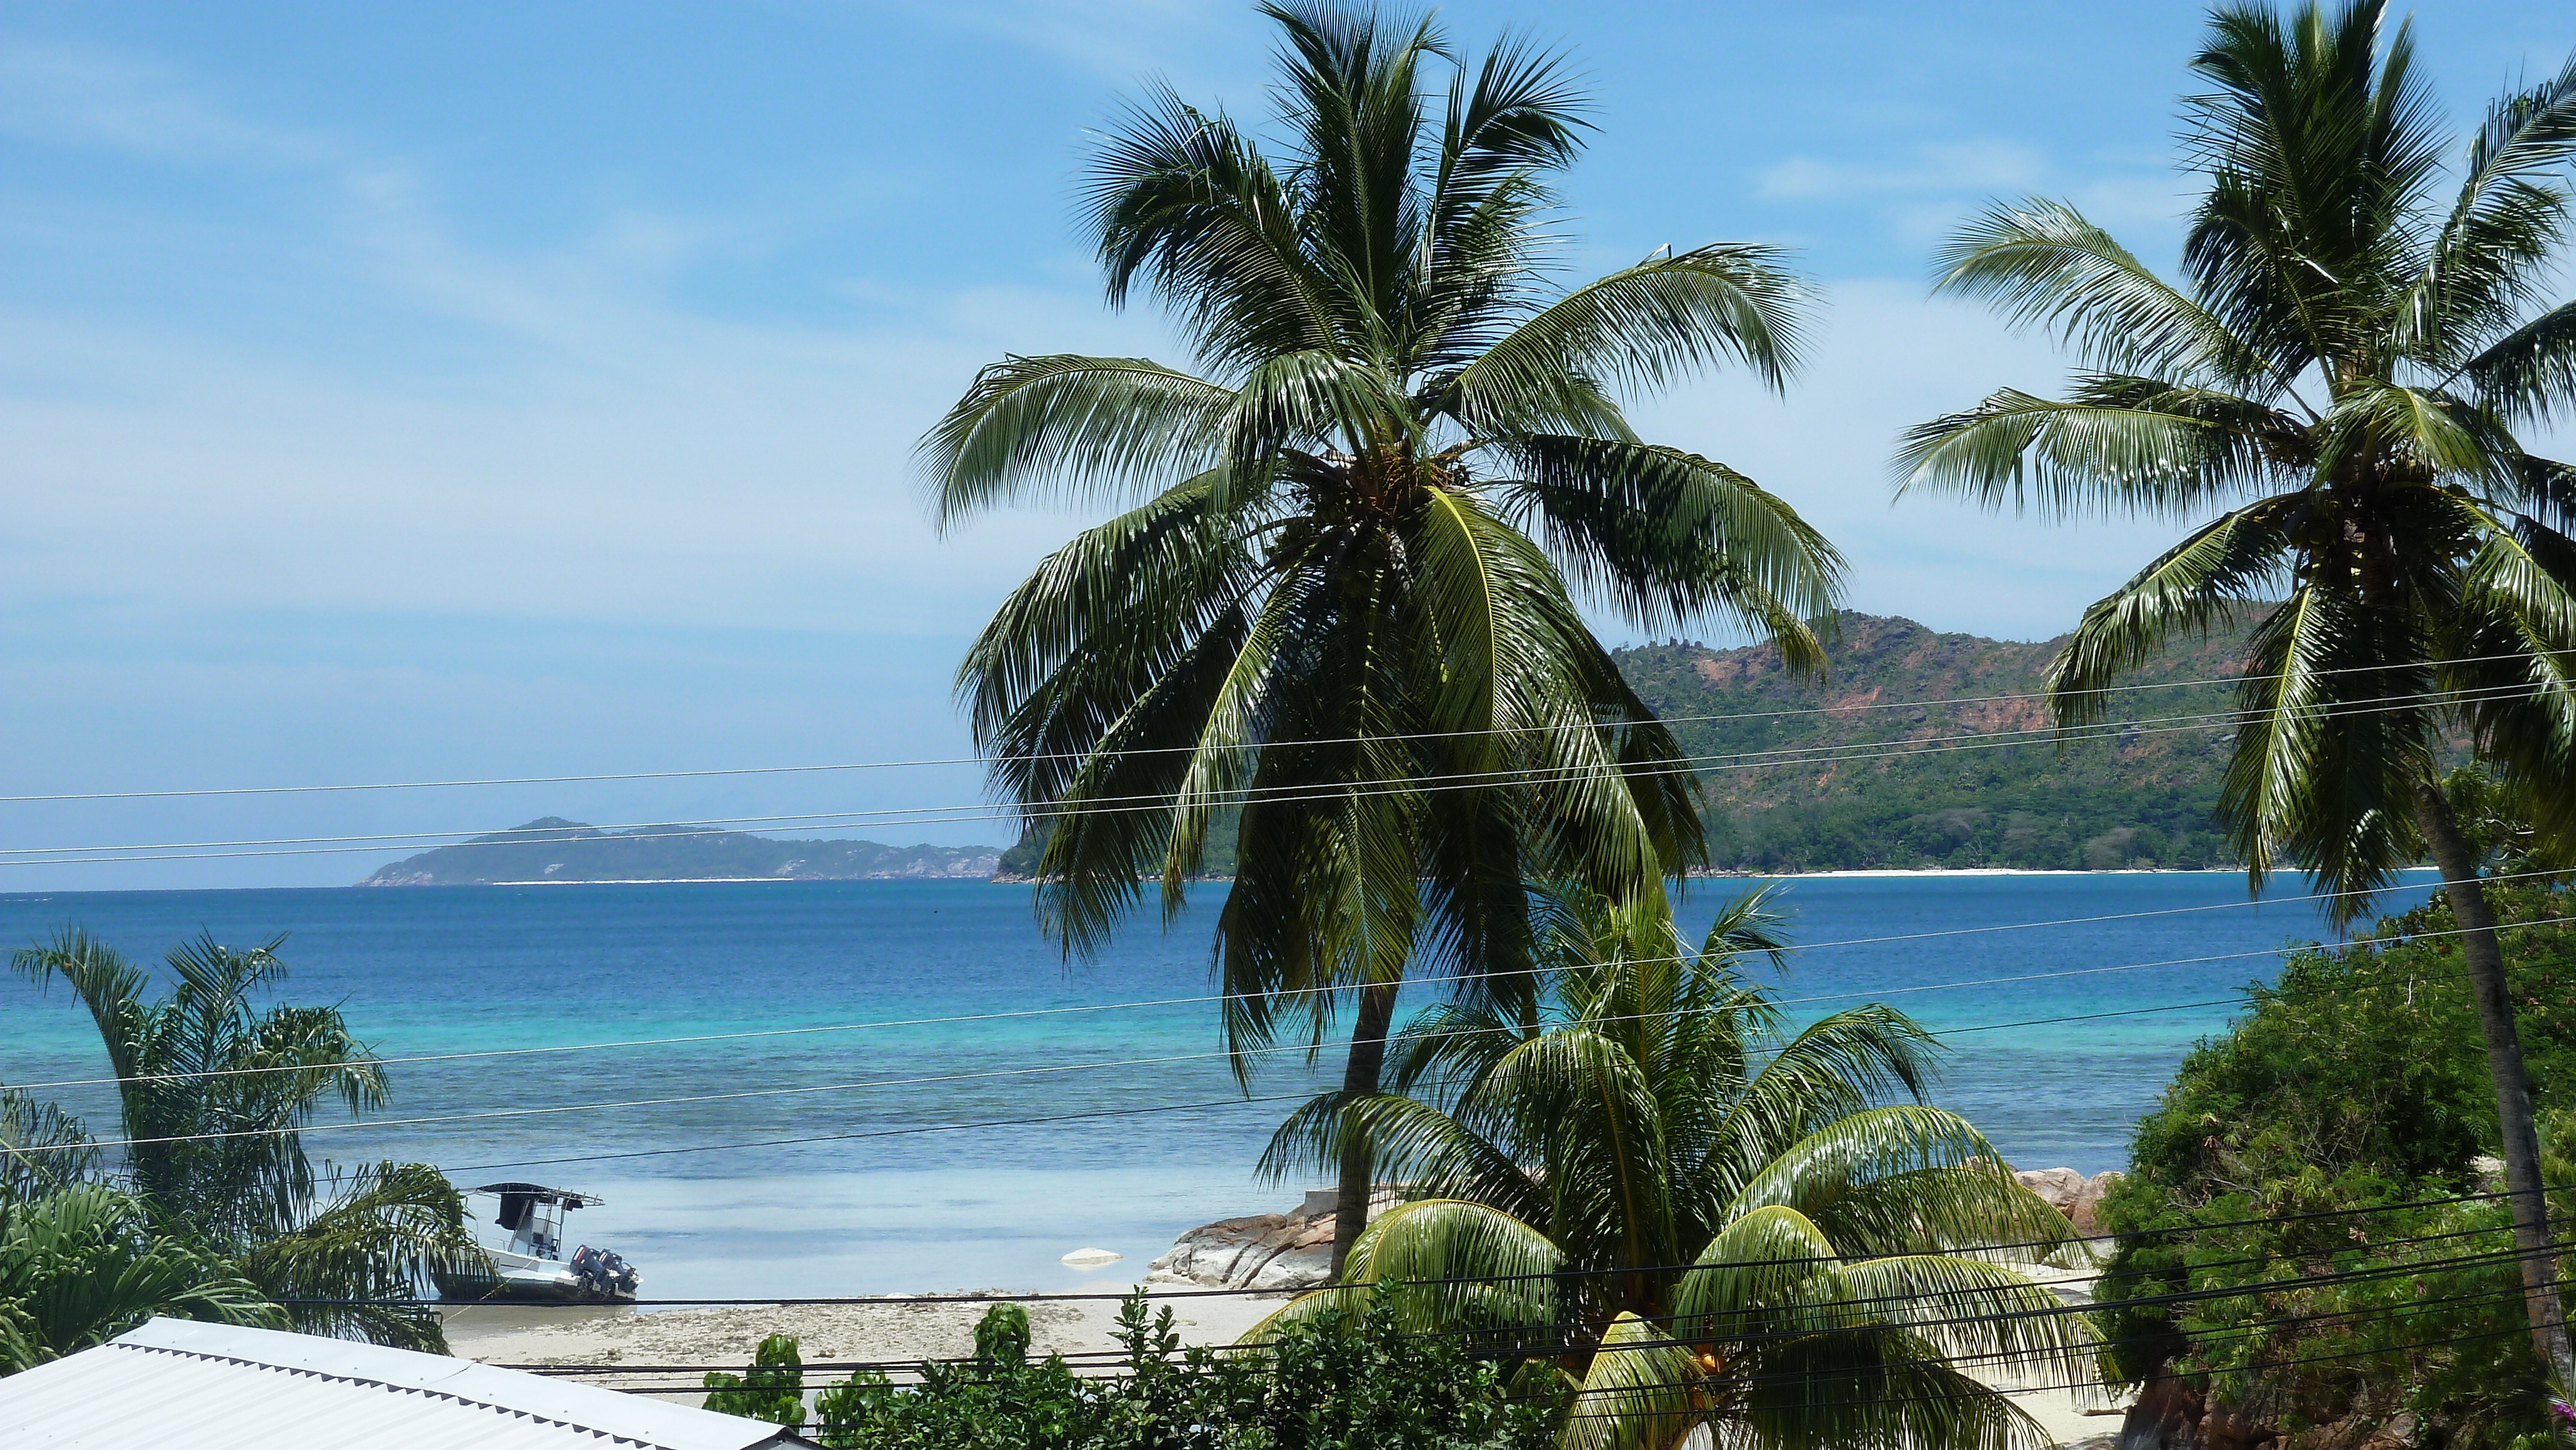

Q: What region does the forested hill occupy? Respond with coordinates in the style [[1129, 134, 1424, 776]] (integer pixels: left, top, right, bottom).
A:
[[1620, 612, 2253, 872], [359, 818, 1000, 885]]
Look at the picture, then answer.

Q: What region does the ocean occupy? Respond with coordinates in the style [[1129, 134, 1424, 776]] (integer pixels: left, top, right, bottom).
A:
[[0, 873, 2412, 1298]]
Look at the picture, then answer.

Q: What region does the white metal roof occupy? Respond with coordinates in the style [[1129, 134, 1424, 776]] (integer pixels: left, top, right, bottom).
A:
[[0, 1317, 813, 1450]]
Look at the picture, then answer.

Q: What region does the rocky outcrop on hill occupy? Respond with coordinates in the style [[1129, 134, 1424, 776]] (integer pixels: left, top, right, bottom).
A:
[[2017, 1167, 2123, 1236], [1148, 1190, 1401, 1293]]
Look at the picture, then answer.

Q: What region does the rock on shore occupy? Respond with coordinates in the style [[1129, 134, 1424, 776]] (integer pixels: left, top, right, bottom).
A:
[[2015, 1167, 2123, 1236], [1148, 1189, 1401, 1292]]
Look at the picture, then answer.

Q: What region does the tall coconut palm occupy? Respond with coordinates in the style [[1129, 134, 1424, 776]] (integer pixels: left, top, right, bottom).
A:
[[1253, 885, 2089, 1450], [12, 928, 480, 1351], [924, 1, 1842, 1266], [1897, 0, 2576, 1377]]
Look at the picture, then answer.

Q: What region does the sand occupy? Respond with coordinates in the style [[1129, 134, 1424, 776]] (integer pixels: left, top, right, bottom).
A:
[[444, 1266, 2132, 1446], [442, 1283, 1286, 1402]]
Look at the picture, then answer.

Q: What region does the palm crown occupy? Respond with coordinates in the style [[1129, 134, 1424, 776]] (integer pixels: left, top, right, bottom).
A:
[[1255, 887, 2090, 1450], [1898, 0, 2576, 903], [12, 929, 480, 1351], [927, 1, 1846, 1261], [1899, 0, 2576, 1380], [926, 1, 1840, 1097]]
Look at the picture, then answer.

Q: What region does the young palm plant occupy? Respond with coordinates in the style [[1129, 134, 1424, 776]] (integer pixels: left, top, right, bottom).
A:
[[1253, 886, 2090, 1450], [12, 928, 481, 1351], [0, 1185, 282, 1375], [1897, 0, 2576, 1377], [925, 1, 1842, 1266]]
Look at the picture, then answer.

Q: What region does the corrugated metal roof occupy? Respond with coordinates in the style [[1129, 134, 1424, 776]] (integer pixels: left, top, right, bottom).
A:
[[0, 1318, 813, 1449]]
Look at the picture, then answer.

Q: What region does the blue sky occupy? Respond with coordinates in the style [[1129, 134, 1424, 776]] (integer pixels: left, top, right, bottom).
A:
[[2, 0, 2570, 888]]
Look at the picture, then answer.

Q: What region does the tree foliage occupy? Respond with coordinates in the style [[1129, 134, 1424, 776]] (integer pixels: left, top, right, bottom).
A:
[[2099, 875, 2576, 1446], [926, 0, 1844, 1253], [1250, 884, 2092, 1450], [2, 926, 481, 1362], [716, 1294, 1557, 1450]]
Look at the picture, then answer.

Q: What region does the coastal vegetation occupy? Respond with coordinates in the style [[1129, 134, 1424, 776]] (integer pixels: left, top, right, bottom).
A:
[[1902, 0, 2576, 1379], [705, 1294, 1558, 1449], [0, 928, 480, 1369], [925, 0, 1842, 1266], [2094, 871, 2576, 1447]]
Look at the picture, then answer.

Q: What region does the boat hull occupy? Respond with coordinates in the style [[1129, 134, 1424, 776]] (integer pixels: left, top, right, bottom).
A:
[[435, 1254, 636, 1305]]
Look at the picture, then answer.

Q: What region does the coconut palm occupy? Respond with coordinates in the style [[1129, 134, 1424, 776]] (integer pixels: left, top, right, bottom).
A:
[[12, 928, 480, 1351], [1253, 886, 2090, 1450], [0, 1183, 282, 1375], [924, 1, 1842, 1265], [1897, 0, 2576, 1377]]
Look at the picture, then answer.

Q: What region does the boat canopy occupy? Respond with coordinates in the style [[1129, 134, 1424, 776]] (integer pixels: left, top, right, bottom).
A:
[[469, 1183, 602, 1233]]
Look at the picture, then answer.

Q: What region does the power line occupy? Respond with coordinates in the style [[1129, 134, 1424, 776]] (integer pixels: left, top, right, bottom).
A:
[[31, 858, 2550, 1095], [482, 1228, 2563, 1377], [26, 910, 2568, 1157], [319, 1185, 2573, 1313], [11, 643, 2563, 809], [2, 675, 2544, 869]]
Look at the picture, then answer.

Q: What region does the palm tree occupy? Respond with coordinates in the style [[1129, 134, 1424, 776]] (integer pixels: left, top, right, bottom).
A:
[[923, 1, 1842, 1265], [12, 928, 481, 1351], [1897, 0, 2576, 1379], [1254, 886, 2090, 1450], [0, 1184, 283, 1375]]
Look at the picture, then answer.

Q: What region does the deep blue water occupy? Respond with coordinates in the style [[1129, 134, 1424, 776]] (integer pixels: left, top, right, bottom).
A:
[[0, 874, 2418, 1296]]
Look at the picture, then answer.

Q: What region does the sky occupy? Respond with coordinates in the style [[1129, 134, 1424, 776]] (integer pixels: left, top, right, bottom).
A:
[[1, 0, 2570, 889]]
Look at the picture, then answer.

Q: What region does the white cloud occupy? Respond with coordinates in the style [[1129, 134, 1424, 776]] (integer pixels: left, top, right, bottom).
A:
[[1618, 278, 2197, 645]]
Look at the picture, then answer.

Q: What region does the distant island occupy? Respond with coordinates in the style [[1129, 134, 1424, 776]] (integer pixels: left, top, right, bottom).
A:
[[357, 818, 1001, 886]]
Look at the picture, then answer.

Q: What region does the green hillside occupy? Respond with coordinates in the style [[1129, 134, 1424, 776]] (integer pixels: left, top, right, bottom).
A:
[[994, 613, 2262, 879], [1623, 612, 2251, 872]]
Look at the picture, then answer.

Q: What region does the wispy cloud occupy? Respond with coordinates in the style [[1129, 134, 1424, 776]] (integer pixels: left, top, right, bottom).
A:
[[0, 37, 336, 165]]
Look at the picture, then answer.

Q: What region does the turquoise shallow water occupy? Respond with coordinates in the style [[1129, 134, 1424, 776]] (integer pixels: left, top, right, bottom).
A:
[[0, 874, 2418, 1296]]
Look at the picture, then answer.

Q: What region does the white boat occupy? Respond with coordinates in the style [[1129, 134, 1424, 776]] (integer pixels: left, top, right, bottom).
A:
[[435, 1182, 640, 1304]]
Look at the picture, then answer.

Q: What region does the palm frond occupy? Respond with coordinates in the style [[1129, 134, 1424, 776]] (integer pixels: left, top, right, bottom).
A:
[[1450, 246, 1810, 420], [920, 355, 1235, 526], [1896, 377, 2291, 520], [2046, 493, 2297, 722], [1338, 1198, 1561, 1332], [1931, 200, 2281, 393], [0, 1090, 95, 1205], [2217, 583, 2437, 910], [1494, 435, 1844, 652], [1559, 1310, 1709, 1450]]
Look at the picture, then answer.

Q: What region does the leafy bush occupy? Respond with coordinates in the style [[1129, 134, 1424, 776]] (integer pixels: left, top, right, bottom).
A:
[[2098, 878, 2576, 1447], [713, 1293, 1557, 1450], [703, 1332, 810, 1427]]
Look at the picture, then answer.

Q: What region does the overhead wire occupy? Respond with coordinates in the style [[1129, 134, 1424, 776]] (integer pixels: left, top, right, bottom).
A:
[[28, 858, 2564, 1096], [0, 673, 2554, 868], [300, 1182, 2576, 1312], [8, 643, 2566, 808], [22, 910, 2570, 1158]]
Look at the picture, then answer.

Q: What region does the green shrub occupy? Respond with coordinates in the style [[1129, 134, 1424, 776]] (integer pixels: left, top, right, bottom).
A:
[[2098, 878, 2576, 1446], [706, 1294, 1557, 1450]]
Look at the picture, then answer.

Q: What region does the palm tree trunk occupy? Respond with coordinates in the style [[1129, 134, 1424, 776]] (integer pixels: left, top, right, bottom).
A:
[[1330, 980, 1400, 1277], [2411, 781, 2573, 1383]]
